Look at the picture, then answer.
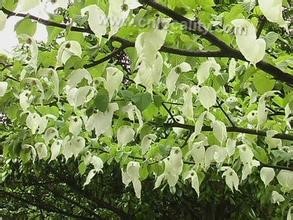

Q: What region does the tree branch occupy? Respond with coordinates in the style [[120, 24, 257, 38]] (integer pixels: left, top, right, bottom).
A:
[[161, 122, 293, 141], [0, 190, 93, 220]]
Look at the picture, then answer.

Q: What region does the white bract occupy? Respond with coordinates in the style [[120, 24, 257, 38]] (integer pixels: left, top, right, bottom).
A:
[[135, 18, 171, 66], [122, 103, 143, 131], [277, 170, 293, 191], [104, 67, 124, 100], [198, 86, 217, 109], [228, 58, 237, 81], [155, 147, 183, 189], [85, 103, 119, 138], [35, 142, 48, 160], [271, 191, 285, 204], [212, 120, 227, 144], [50, 139, 62, 161], [134, 53, 163, 94], [166, 62, 191, 99], [184, 170, 200, 197], [67, 69, 93, 88], [141, 134, 157, 154], [39, 68, 60, 98], [81, 5, 108, 41], [220, 166, 239, 192], [62, 136, 85, 160], [23, 144, 37, 163], [117, 125, 135, 147], [45, 0, 69, 10], [179, 84, 193, 119], [108, 0, 142, 37], [121, 161, 141, 199], [19, 90, 34, 111], [197, 58, 221, 85], [231, 19, 266, 65], [258, 0, 288, 31], [65, 86, 95, 108], [69, 116, 83, 136], [189, 141, 206, 167], [0, 82, 8, 97], [172, 115, 185, 136], [84, 155, 104, 186], [26, 112, 48, 134], [16, 0, 40, 12], [0, 11, 7, 31], [257, 91, 277, 129], [44, 127, 58, 145], [56, 41, 82, 67]]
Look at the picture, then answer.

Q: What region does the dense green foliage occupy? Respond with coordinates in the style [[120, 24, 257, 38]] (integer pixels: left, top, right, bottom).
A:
[[0, 0, 292, 219]]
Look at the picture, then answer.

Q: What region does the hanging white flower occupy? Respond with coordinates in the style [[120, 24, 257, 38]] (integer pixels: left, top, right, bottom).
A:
[[50, 139, 62, 161], [231, 19, 266, 65], [67, 69, 93, 88], [16, 0, 40, 12], [184, 170, 200, 197], [212, 120, 227, 144], [154, 147, 183, 189], [258, 0, 288, 31], [108, 0, 142, 37], [141, 134, 157, 154], [56, 41, 82, 67], [220, 166, 239, 192], [134, 52, 163, 94], [35, 142, 48, 160], [172, 115, 185, 136], [117, 125, 135, 147], [81, 5, 108, 41], [166, 62, 191, 99], [69, 116, 83, 136], [228, 58, 237, 81], [135, 18, 171, 66], [26, 112, 48, 134], [277, 170, 293, 191], [271, 191, 285, 204], [85, 103, 119, 138], [190, 141, 206, 167], [62, 136, 85, 160], [104, 67, 124, 100], [179, 84, 194, 119], [23, 144, 37, 163], [122, 103, 143, 131], [241, 159, 260, 180], [19, 90, 34, 111], [44, 127, 59, 145], [121, 161, 142, 199], [197, 58, 221, 85], [260, 167, 275, 187], [198, 86, 217, 109], [65, 86, 95, 108]]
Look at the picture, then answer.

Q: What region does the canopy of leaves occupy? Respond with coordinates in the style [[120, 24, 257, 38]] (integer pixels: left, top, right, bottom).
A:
[[0, 0, 292, 219]]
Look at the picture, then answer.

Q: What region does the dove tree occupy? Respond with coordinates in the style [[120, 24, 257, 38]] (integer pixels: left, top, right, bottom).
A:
[[0, 0, 292, 219]]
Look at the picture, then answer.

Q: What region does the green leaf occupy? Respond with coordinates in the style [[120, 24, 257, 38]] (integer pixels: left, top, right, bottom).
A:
[[94, 89, 109, 112], [132, 92, 152, 111], [36, 106, 60, 118], [15, 18, 37, 37], [253, 72, 275, 95], [253, 146, 269, 164]]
